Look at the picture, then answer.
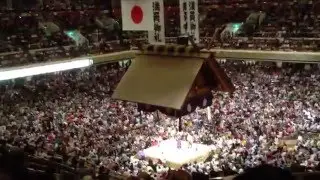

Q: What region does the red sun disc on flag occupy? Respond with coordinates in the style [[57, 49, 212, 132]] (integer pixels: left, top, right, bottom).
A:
[[131, 5, 143, 24]]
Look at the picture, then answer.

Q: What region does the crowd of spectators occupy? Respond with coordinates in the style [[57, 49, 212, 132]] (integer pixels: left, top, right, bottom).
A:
[[0, 0, 320, 180], [1, 0, 320, 68], [199, 0, 320, 50], [0, 1, 132, 67], [0, 61, 319, 180], [163, 0, 320, 51]]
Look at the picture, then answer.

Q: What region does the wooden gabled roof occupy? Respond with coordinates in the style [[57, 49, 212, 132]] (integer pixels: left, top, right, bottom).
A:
[[112, 46, 235, 112]]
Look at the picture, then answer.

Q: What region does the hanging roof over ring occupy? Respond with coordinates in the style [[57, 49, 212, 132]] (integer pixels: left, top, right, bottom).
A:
[[112, 45, 235, 111]]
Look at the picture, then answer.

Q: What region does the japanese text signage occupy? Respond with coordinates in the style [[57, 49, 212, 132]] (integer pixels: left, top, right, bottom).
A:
[[179, 0, 199, 43], [148, 0, 165, 44]]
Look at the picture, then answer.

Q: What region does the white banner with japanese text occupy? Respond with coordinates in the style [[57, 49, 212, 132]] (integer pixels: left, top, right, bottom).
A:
[[148, 0, 165, 44], [179, 0, 199, 43]]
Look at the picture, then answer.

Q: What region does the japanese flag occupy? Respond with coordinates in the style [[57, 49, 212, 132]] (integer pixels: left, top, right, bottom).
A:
[[121, 0, 154, 31]]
